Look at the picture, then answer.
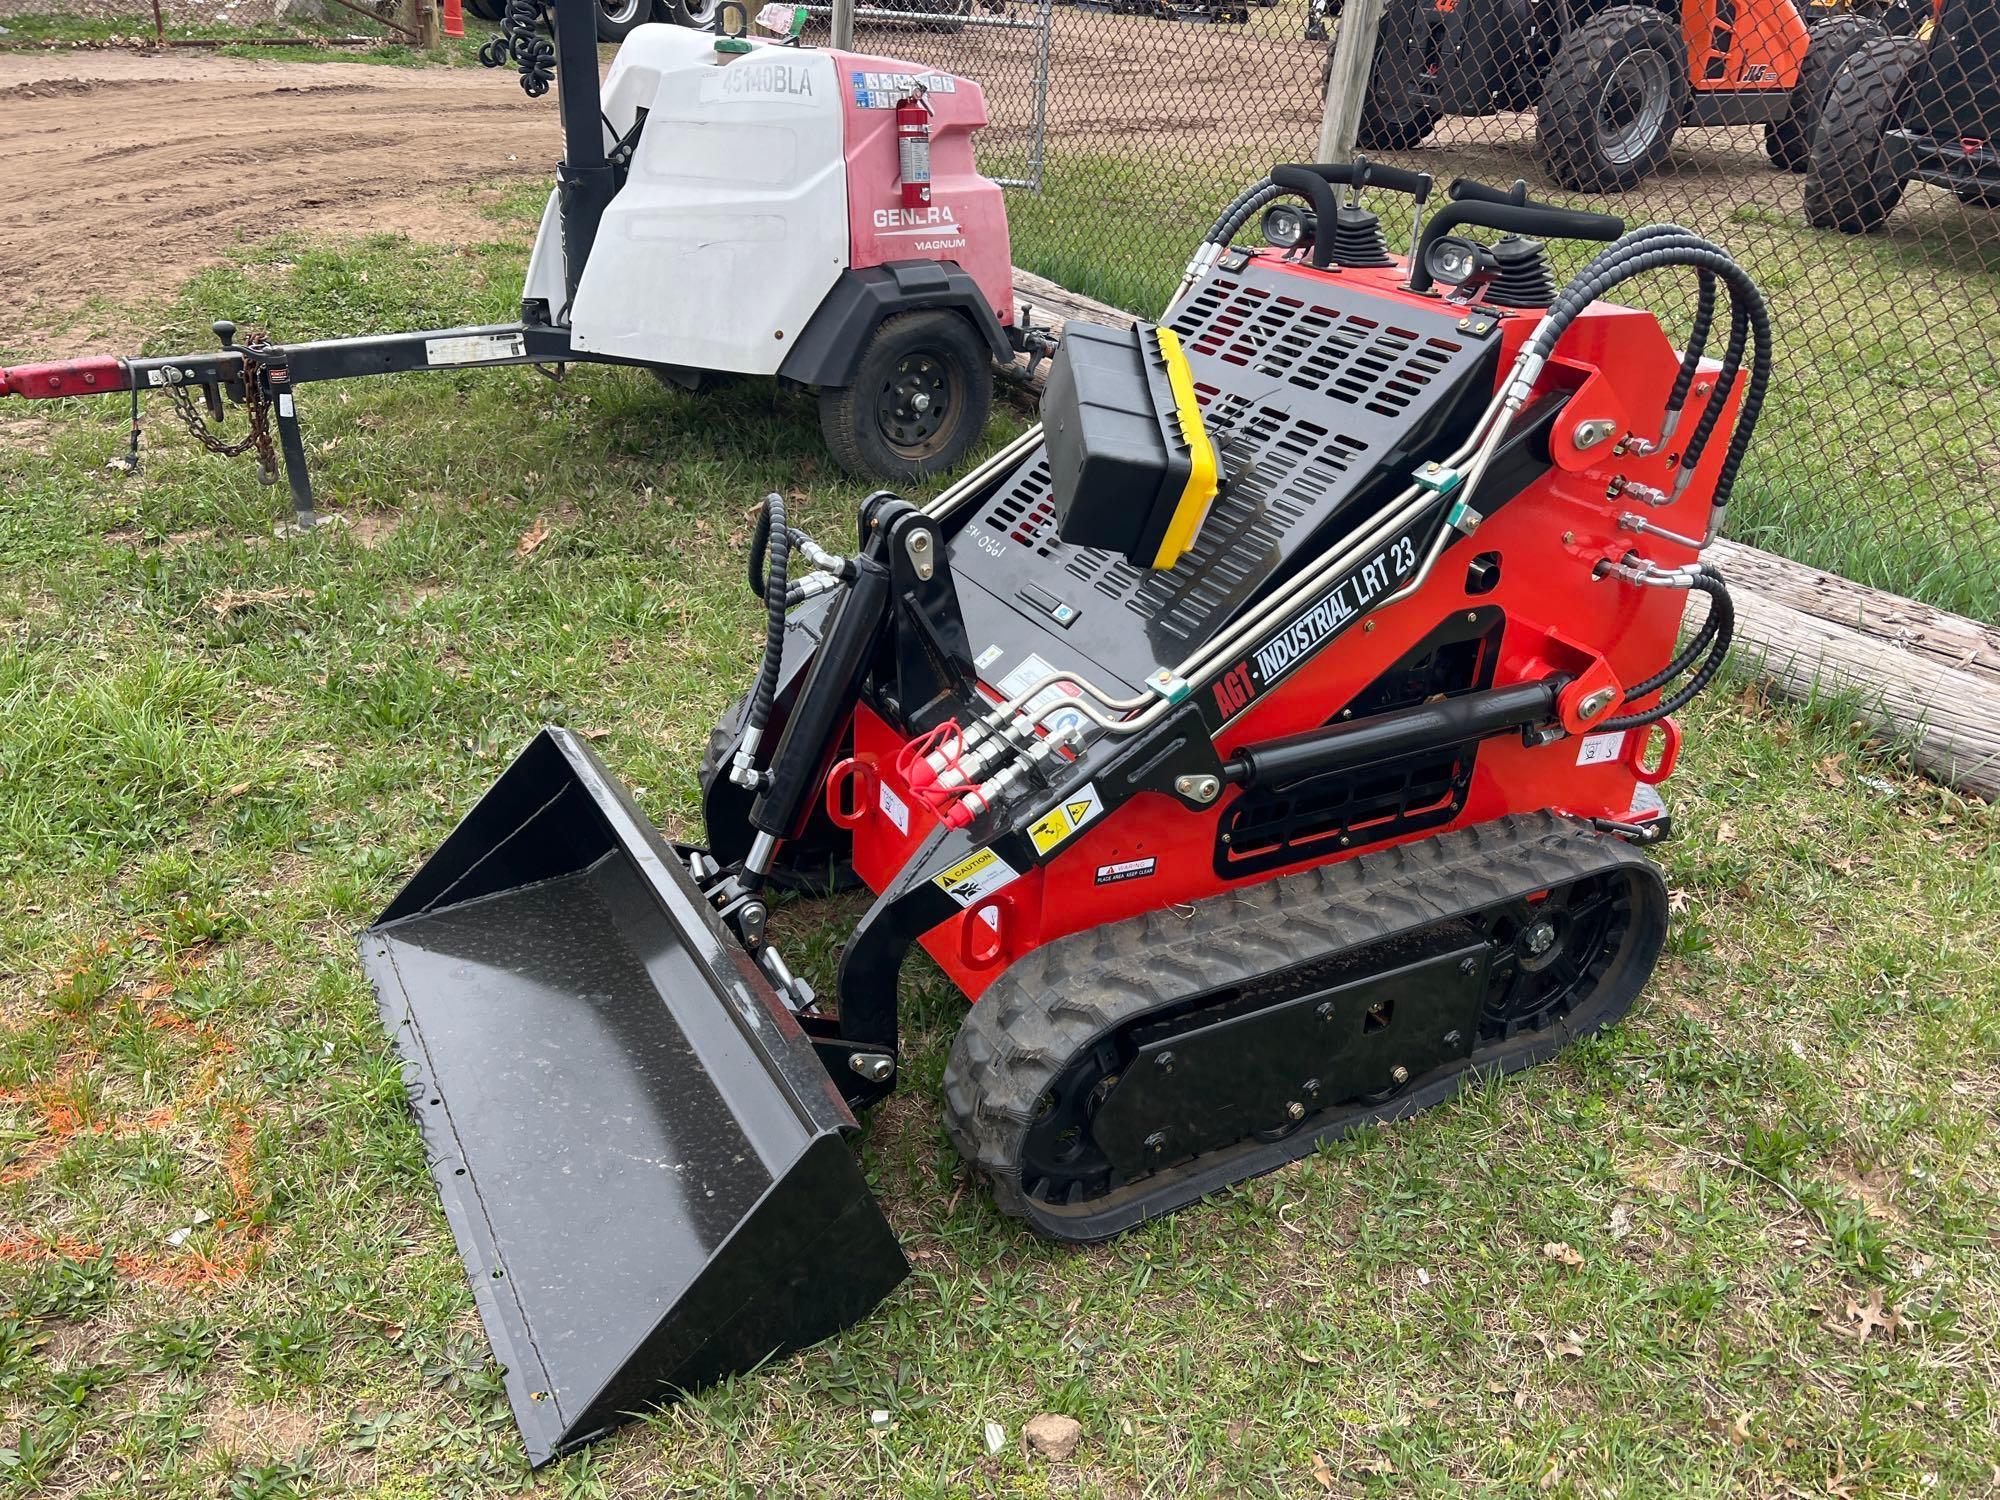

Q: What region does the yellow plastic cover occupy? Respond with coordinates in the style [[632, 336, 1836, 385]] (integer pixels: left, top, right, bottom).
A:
[[1148, 326, 1221, 570]]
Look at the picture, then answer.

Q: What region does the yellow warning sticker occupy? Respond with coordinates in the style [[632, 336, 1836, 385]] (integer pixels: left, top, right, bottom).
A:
[[1027, 781, 1104, 855], [933, 847, 1020, 907]]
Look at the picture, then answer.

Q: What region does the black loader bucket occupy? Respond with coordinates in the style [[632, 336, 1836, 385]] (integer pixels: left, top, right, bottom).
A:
[[361, 728, 907, 1464]]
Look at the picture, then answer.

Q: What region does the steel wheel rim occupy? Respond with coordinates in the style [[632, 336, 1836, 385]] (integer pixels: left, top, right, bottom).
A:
[[601, 0, 646, 22], [1595, 47, 1672, 165], [876, 351, 960, 459], [679, 0, 720, 20]]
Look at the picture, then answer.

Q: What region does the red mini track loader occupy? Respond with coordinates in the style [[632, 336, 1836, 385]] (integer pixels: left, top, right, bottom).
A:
[[362, 160, 1766, 1462]]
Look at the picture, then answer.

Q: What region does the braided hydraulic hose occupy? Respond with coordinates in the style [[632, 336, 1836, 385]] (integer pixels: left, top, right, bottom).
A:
[[1523, 236, 1770, 517], [1599, 566, 1735, 732], [744, 493, 793, 750]]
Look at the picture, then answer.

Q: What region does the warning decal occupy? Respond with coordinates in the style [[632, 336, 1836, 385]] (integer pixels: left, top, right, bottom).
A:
[[933, 848, 1020, 907], [1094, 857, 1156, 886], [1575, 730, 1626, 767], [1027, 781, 1104, 855]]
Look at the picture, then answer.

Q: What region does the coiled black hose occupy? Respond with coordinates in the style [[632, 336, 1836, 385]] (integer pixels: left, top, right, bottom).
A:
[[745, 493, 792, 747], [1532, 235, 1769, 516], [1599, 565, 1734, 732]]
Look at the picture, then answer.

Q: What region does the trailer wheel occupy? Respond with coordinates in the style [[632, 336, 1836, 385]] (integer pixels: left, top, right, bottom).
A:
[[660, 0, 720, 25], [1802, 35, 1924, 232], [1535, 5, 1687, 192], [463, 0, 507, 20], [596, 0, 650, 40], [1764, 16, 1885, 172], [819, 311, 991, 480]]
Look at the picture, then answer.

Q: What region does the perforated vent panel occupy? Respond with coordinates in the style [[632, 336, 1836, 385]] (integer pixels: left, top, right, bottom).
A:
[[954, 260, 1497, 681]]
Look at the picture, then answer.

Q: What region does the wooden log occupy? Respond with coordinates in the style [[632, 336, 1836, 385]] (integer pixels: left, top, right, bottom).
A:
[[1008, 265, 2000, 801]]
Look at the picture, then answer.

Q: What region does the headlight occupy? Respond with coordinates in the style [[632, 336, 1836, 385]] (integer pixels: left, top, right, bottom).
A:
[[1423, 234, 1488, 287], [1260, 203, 1316, 253]]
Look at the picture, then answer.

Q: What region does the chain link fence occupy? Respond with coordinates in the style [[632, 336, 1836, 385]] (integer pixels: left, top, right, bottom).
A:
[[841, 0, 2000, 621]]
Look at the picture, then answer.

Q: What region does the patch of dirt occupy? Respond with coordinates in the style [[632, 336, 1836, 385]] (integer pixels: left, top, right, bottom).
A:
[[0, 49, 559, 347], [201, 1396, 325, 1463]]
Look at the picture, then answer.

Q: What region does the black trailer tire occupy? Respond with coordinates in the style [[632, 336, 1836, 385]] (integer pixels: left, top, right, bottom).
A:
[[919, 0, 975, 32], [818, 310, 992, 480], [1535, 5, 1687, 192], [596, 0, 650, 40], [464, 0, 507, 20], [661, 0, 721, 25], [1802, 35, 1924, 232], [1764, 16, 1886, 172]]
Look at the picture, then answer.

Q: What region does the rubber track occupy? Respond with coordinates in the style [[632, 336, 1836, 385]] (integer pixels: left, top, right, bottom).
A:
[[941, 811, 1666, 1242]]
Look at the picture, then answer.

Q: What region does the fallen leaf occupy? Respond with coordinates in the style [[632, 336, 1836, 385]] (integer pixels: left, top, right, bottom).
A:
[[1311, 1453, 1335, 1490], [1832, 1288, 1902, 1343], [1542, 1241, 1585, 1268], [516, 516, 551, 556], [207, 585, 302, 618], [1024, 1412, 1081, 1461]]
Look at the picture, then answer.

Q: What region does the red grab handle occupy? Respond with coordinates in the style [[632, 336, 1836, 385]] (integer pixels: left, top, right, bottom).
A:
[[1625, 717, 1681, 785], [825, 757, 874, 828], [959, 902, 1007, 971]]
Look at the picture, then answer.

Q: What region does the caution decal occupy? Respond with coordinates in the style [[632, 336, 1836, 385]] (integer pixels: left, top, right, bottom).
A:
[[933, 848, 1020, 907]]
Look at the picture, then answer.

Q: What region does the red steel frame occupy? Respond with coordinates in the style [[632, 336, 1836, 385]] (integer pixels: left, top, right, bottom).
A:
[[836, 250, 1737, 1000]]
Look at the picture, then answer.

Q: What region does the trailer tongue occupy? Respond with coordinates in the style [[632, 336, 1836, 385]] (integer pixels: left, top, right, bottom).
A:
[[362, 728, 905, 1463]]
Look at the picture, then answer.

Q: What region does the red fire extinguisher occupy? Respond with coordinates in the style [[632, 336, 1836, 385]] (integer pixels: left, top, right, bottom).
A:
[[896, 86, 932, 210]]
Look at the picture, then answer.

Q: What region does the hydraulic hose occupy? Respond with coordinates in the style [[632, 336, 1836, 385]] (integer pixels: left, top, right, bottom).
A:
[[1526, 235, 1769, 516], [744, 493, 792, 749], [1599, 565, 1734, 732]]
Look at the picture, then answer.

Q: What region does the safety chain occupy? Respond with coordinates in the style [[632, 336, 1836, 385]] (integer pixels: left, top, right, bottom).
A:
[[166, 366, 278, 483]]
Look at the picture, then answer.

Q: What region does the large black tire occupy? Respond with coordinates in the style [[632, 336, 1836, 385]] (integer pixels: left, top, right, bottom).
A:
[[817, 310, 992, 481], [659, 0, 721, 25], [463, 0, 507, 21], [1535, 5, 1688, 192], [1764, 16, 1887, 172], [596, 0, 650, 40], [1802, 35, 1924, 232], [1954, 182, 2000, 209], [1328, 28, 1443, 151]]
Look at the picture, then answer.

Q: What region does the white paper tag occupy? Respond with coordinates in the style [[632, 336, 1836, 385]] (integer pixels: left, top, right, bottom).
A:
[[277, 393, 294, 417], [877, 781, 909, 834], [1576, 731, 1626, 767], [425, 332, 526, 367]]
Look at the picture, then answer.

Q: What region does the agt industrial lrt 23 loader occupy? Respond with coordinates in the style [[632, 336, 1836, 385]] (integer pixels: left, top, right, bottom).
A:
[[359, 154, 1768, 1459]]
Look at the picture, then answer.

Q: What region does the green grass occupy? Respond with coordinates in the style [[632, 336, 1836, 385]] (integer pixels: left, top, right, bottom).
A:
[[2, 190, 1999, 1499], [1006, 149, 2000, 621], [0, 9, 490, 66]]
